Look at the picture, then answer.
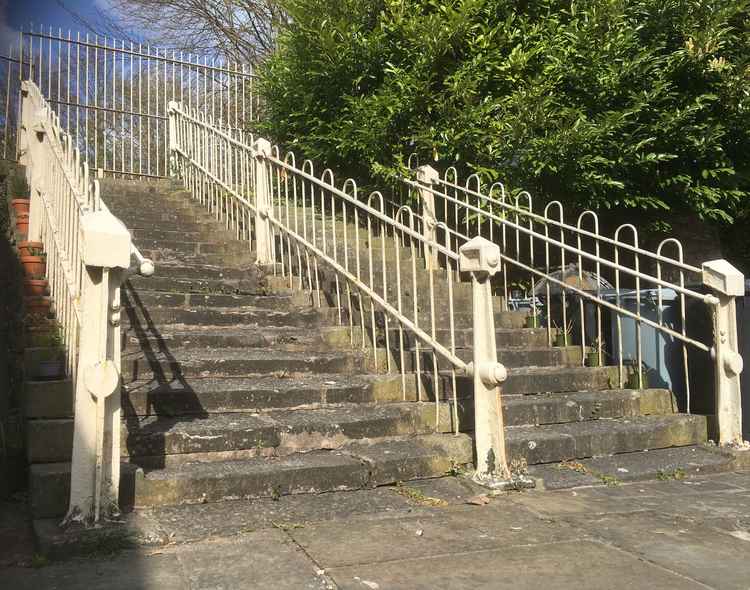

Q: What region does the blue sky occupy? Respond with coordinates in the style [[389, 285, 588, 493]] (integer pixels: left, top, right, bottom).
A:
[[1, 0, 120, 50]]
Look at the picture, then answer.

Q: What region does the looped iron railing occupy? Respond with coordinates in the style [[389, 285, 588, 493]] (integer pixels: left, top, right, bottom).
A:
[[403, 162, 735, 420]]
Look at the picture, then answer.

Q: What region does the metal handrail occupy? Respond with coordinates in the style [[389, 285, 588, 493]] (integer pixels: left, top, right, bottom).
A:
[[170, 102, 468, 430]]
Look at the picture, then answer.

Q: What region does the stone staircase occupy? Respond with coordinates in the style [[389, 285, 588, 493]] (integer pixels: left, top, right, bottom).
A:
[[25, 178, 719, 519]]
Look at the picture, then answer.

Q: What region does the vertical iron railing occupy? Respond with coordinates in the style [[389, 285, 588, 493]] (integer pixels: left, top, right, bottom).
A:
[[1, 26, 259, 178]]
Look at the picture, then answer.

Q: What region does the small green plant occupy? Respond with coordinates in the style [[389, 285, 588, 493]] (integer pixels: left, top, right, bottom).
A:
[[553, 320, 573, 347], [8, 173, 29, 198], [30, 553, 48, 569], [657, 468, 687, 481], [392, 482, 448, 507]]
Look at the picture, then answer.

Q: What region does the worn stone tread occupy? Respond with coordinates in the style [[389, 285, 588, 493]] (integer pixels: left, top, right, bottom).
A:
[[506, 414, 708, 464], [527, 445, 735, 489]]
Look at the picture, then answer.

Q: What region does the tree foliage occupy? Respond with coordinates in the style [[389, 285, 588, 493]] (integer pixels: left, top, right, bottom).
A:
[[259, 0, 750, 228]]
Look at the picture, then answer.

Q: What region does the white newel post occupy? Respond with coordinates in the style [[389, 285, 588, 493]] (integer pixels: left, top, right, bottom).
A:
[[66, 211, 131, 524], [253, 137, 273, 265], [459, 236, 511, 484], [168, 101, 178, 175], [702, 259, 745, 445], [18, 83, 48, 242], [416, 165, 440, 270]]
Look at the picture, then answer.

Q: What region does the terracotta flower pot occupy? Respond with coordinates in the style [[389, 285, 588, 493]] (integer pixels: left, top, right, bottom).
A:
[[17, 241, 44, 257], [11, 199, 30, 216], [24, 296, 51, 316], [23, 279, 48, 297], [20, 255, 46, 279], [15, 213, 29, 236]]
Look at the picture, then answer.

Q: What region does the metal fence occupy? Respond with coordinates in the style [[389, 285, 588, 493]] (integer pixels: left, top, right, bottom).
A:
[[1, 26, 259, 178]]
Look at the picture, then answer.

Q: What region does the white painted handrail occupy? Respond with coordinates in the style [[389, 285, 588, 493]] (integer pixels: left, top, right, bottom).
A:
[[19, 80, 153, 524]]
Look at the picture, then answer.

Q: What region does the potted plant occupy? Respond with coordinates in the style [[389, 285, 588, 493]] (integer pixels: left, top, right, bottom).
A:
[[24, 296, 51, 317], [553, 320, 572, 347], [35, 347, 66, 380], [15, 213, 29, 236], [9, 173, 30, 215], [23, 278, 48, 297], [585, 338, 602, 366], [17, 241, 43, 257], [21, 251, 46, 279]]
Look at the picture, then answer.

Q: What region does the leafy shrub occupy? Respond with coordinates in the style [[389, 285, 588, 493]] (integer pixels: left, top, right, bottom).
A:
[[259, 0, 750, 241]]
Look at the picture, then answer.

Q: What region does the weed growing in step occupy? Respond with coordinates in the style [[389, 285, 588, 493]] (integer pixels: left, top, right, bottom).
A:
[[392, 482, 448, 507], [657, 468, 687, 481]]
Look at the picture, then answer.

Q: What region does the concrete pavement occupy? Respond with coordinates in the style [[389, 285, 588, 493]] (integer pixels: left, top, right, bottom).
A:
[[3, 471, 750, 589]]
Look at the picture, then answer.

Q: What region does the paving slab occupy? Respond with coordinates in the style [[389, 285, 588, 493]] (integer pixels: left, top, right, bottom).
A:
[[1, 552, 187, 590], [576, 511, 750, 590], [288, 501, 578, 569], [174, 530, 332, 590], [143, 487, 432, 544], [326, 539, 708, 590]]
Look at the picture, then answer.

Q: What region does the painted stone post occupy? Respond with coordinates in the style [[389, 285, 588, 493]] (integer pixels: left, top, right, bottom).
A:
[[702, 259, 745, 445], [252, 137, 273, 265], [416, 165, 440, 270], [459, 236, 511, 485], [66, 211, 131, 524]]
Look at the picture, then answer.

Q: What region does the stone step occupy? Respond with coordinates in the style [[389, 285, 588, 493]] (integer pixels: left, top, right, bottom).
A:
[[141, 248, 255, 267], [28, 402, 445, 465], [121, 324, 354, 353], [130, 228, 221, 242], [501, 389, 678, 427], [401, 346, 582, 370], [122, 373, 413, 416], [135, 238, 251, 257], [118, 348, 372, 382], [343, 305, 527, 331], [132, 262, 260, 282], [122, 304, 339, 329], [526, 445, 736, 489], [425, 366, 617, 398], [505, 414, 708, 466], [126, 274, 263, 295], [29, 433, 473, 517], [392, 326, 549, 348], [124, 289, 311, 311]]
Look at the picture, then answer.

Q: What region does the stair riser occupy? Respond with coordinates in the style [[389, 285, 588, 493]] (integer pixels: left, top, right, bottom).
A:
[[122, 306, 339, 328], [123, 375, 411, 416], [127, 275, 263, 295], [118, 354, 369, 382], [507, 415, 708, 466], [121, 326, 353, 353], [29, 436, 473, 516], [130, 264, 260, 282], [27, 411, 437, 465], [135, 239, 251, 256], [123, 290, 307, 310], [423, 368, 617, 398], [142, 249, 255, 267]]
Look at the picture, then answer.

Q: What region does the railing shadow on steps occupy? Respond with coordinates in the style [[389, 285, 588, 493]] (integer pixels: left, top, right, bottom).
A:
[[120, 283, 209, 473], [18, 80, 155, 523]]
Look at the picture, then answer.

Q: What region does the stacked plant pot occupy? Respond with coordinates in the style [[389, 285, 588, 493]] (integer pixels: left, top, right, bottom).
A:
[[8, 174, 66, 381]]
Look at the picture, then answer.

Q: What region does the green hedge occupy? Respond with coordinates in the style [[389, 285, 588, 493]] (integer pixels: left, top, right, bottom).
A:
[[259, 0, 750, 245]]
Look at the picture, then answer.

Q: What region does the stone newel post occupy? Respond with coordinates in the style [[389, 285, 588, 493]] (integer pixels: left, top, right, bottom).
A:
[[459, 236, 511, 484], [253, 137, 273, 265], [416, 165, 440, 271], [702, 259, 745, 445]]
